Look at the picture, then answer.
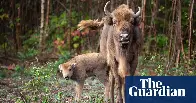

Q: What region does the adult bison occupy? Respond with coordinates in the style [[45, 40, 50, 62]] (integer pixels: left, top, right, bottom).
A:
[[77, 1, 141, 102], [103, 1, 141, 103]]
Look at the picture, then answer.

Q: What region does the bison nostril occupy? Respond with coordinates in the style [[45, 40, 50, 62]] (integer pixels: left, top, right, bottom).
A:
[[119, 33, 130, 46], [120, 34, 129, 38], [120, 34, 129, 41], [64, 76, 69, 80]]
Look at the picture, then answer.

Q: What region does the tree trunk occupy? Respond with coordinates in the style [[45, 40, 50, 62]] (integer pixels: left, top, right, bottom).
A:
[[11, 0, 17, 53], [149, 0, 157, 52], [175, 0, 183, 68], [16, 5, 21, 50], [67, 0, 72, 51], [141, 0, 146, 37], [149, 0, 157, 37], [188, 0, 194, 64], [39, 0, 45, 51], [166, 0, 176, 70], [45, 0, 50, 38]]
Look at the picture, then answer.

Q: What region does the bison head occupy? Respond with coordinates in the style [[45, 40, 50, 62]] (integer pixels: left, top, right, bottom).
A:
[[104, 1, 141, 48], [58, 63, 76, 80]]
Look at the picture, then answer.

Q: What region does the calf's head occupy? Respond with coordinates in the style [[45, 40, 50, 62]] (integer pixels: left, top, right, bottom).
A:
[[104, 1, 141, 48], [58, 63, 76, 80]]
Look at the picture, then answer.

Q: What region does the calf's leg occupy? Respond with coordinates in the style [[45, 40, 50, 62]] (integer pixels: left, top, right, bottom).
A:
[[75, 81, 84, 101]]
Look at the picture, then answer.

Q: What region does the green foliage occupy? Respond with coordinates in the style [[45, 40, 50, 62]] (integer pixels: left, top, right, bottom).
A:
[[0, 8, 4, 12], [47, 12, 68, 54], [47, 10, 86, 55], [0, 13, 8, 20], [23, 33, 39, 48], [139, 69, 149, 76], [138, 53, 196, 76], [50, 12, 67, 29], [21, 60, 69, 102], [57, 43, 71, 56], [17, 48, 39, 60], [73, 36, 83, 49], [0, 70, 6, 78], [1, 42, 7, 49], [156, 35, 168, 49], [16, 33, 39, 60], [49, 11, 67, 39], [55, 91, 63, 102]]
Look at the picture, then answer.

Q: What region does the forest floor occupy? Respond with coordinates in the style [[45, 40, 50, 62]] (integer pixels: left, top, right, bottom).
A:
[[0, 54, 195, 103], [0, 60, 108, 103], [0, 76, 106, 103]]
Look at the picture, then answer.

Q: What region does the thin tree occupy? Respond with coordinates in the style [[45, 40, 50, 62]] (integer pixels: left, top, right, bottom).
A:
[[45, 0, 50, 38], [11, 0, 17, 53], [149, 0, 158, 52], [166, 0, 176, 70], [141, 0, 146, 37], [40, 0, 45, 51], [16, 5, 21, 50], [175, 0, 185, 67], [188, 0, 194, 64], [149, 0, 157, 37]]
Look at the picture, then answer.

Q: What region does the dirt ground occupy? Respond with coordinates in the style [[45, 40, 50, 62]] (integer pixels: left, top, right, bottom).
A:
[[0, 76, 106, 103]]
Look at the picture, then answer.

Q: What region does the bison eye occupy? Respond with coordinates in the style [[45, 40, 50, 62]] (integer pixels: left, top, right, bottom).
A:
[[69, 68, 72, 71], [113, 20, 117, 26]]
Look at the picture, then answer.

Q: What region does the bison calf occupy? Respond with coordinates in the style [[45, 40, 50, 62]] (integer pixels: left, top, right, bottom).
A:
[[58, 53, 110, 101]]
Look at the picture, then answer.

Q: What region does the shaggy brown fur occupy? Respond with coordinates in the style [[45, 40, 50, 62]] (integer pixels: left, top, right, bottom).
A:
[[112, 4, 133, 22], [77, 16, 113, 31], [76, 3, 141, 103], [77, 19, 103, 31], [58, 53, 110, 101], [104, 3, 142, 103], [99, 16, 113, 57], [77, 16, 112, 58]]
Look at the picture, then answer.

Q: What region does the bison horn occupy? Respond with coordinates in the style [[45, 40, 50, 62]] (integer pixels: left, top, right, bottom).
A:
[[130, 7, 141, 18], [104, 1, 112, 17]]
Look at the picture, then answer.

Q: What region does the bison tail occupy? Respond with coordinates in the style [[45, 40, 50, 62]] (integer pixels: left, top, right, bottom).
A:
[[77, 19, 103, 31]]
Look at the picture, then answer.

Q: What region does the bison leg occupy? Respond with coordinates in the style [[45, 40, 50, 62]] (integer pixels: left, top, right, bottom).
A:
[[111, 65, 123, 103], [109, 70, 115, 103], [75, 81, 84, 101], [130, 54, 138, 76], [111, 57, 123, 103], [116, 75, 123, 103], [97, 70, 110, 102], [121, 77, 125, 103], [104, 79, 110, 102]]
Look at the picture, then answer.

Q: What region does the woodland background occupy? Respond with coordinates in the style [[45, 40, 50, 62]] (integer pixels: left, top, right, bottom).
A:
[[0, 0, 195, 102]]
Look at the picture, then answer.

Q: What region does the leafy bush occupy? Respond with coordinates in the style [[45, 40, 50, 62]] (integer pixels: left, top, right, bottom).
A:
[[138, 53, 196, 76], [156, 35, 168, 49], [17, 48, 39, 60]]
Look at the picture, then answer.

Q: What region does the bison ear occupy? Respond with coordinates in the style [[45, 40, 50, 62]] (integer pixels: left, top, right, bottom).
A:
[[108, 17, 113, 25], [104, 16, 113, 25], [71, 63, 76, 69], [133, 17, 141, 26]]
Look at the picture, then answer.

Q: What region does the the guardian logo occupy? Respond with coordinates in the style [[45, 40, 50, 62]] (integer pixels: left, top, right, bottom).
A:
[[129, 78, 186, 97]]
